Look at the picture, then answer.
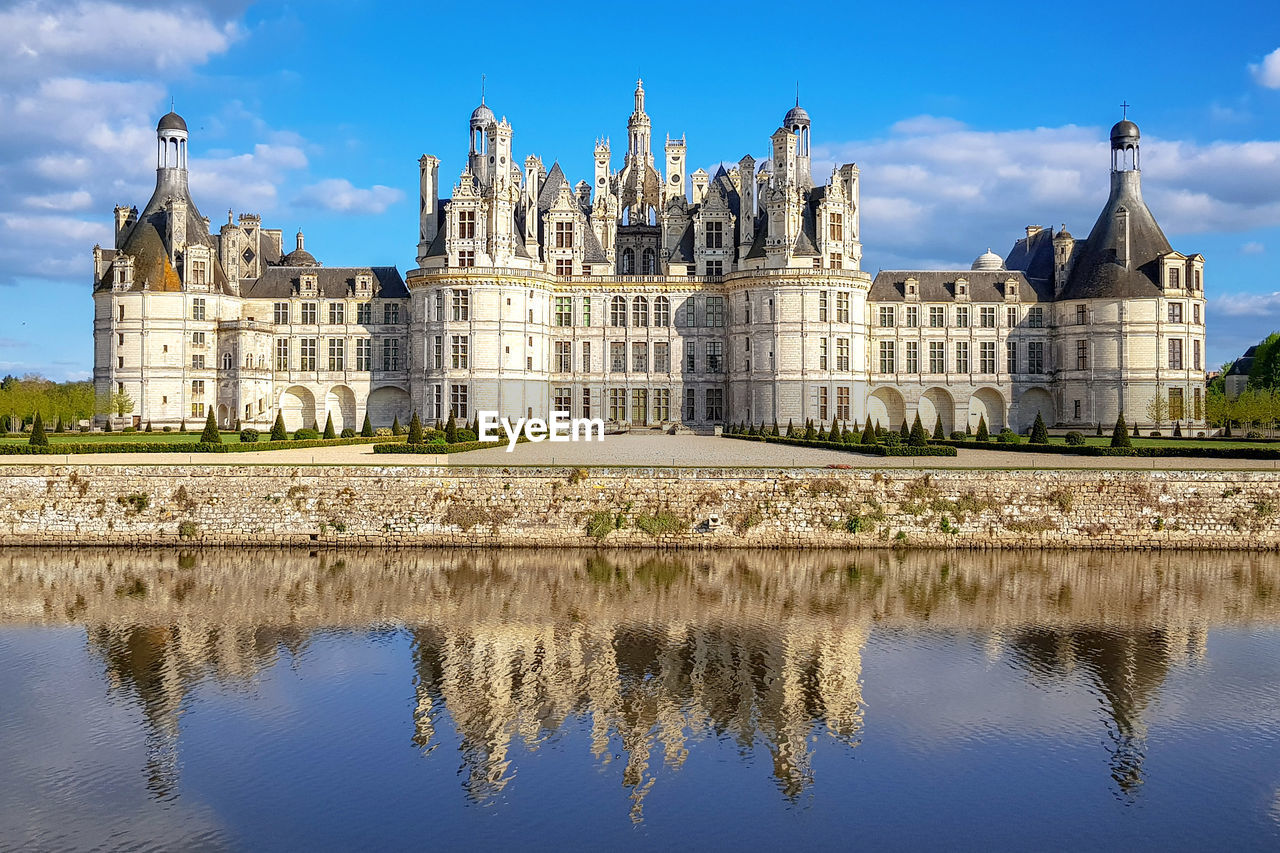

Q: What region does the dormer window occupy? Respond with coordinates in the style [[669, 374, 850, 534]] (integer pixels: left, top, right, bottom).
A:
[[1168, 266, 1181, 289], [299, 274, 317, 296], [355, 274, 372, 295], [955, 279, 968, 297], [1006, 280, 1018, 299]]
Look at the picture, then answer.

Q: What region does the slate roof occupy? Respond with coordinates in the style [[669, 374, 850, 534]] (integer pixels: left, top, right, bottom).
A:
[[1004, 226, 1056, 284], [868, 269, 1044, 303], [668, 221, 695, 264], [1056, 174, 1172, 300], [1225, 345, 1259, 377], [239, 266, 407, 299]]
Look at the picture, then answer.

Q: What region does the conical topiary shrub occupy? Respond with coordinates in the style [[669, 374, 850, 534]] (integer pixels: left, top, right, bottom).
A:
[[933, 415, 945, 441], [271, 411, 287, 441], [1132, 420, 1140, 438], [200, 408, 220, 444], [444, 412, 457, 443], [861, 421, 876, 445], [322, 413, 336, 440], [786, 419, 796, 438], [29, 412, 48, 447], [1096, 422, 1103, 437], [909, 413, 928, 447], [975, 415, 989, 442], [1112, 412, 1132, 448], [408, 412, 425, 444], [1030, 412, 1049, 444], [804, 419, 816, 441], [771, 420, 780, 437], [391, 415, 402, 436], [361, 412, 374, 437]]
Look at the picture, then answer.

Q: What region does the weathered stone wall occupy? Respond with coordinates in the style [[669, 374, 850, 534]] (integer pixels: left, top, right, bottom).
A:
[[2, 464, 1279, 549]]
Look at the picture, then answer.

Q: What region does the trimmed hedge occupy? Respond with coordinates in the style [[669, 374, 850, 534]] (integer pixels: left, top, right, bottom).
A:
[[933, 439, 1280, 460], [0, 435, 405, 455], [726, 433, 957, 457], [372, 436, 528, 455]]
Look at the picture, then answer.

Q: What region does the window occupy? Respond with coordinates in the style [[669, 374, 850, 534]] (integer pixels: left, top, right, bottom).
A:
[[554, 221, 573, 248], [610, 342, 626, 372], [275, 339, 289, 371], [582, 297, 592, 326], [1028, 306, 1044, 328], [631, 389, 647, 424], [190, 402, 205, 418], [356, 338, 370, 370], [831, 387, 848, 421], [301, 302, 316, 325], [555, 258, 572, 275], [980, 307, 996, 328], [192, 354, 205, 369], [1007, 341, 1017, 374], [642, 248, 656, 274], [451, 335, 469, 369], [829, 212, 843, 242], [381, 303, 398, 325], [685, 340, 696, 372], [451, 291, 468, 321], [1169, 388, 1184, 420], [706, 220, 724, 249], [1074, 400, 1081, 420], [929, 306, 946, 328], [705, 389, 724, 422], [1169, 302, 1183, 323], [450, 384, 468, 419], [118, 305, 125, 321], [633, 342, 648, 373], [192, 298, 206, 321], [621, 248, 635, 274], [905, 341, 919, 373], [955, 341, 969, 373], [357, 302, 371, 324], [300, 338, 316, 371], [706, 296, 725, 327], [1194, 269, 1202, 290], [706, 341, 724, 373], [458, 210, 476, 239], [582, 341, 592, 372], [1194, 387, 1203, 420], [191, 380, 205, 398], [929, 341, 945, 374], [633, 297, 649, 327], [837, 338, 850, 371], [1194, 339, 1202, 370], [1169, 266, 1180, 289], [955, 306, 969, 328], [1007, 307, 1018, 327], [878, 340, 894, 373], [836, 292, 850, 323], [705, 260, 723, 277], [433, 335, 442, 370], [429, 385, 442, 421], [434, 291, 444, 321], [1076, 340, 1088, 370], [905, 306, 919, 328], [980, 341, 996, 374], [581, 388, 592, 419], [1193, 303, 1201, 325], [829, 253, 842, 269], [329, 303, 344, 325], [555, 297, 573, 327], [878, 306, 895, 328], [654, 341, 669, 372], [274, 302, 289, 325], [819, 338, 828, 370], [554, 387, 572, 414], [610, 296, 627, 327], [653, 389, 670, 422], [654, 296, 670, 327], [817, 387, 829, 421], [684, 388, 696, 421], [818, 291, 828, 322], [1075, 304, 1087, 325], [328, 338, 345, 371], [1028, 341, 1044, 374], [192, 331, 206, 346], [682, 298, 697, 327], [601, 388, 621, 422], [458, 250, 475, 268], [555, 341, 572, 372], [1168, 338, 1183, 369], [382, 338, 399, 371]]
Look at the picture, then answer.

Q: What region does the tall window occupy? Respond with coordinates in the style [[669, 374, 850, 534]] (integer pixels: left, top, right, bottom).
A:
[[1076, 304, 1087, 325], [1028, 306, 1044, 328], [434, 291, 444, 321], [685, 340, 696, 372], [956, 306, 970, 328], [1076, 340, 1088, 370], [274, 302, 289, 325], [451, 335, 469, 369], [328, 303, 343, 325], [555, 258, 572, 276], [1007, 306, 1018, 327], [357, 302, 371, 324], [878, 340, 894, 373], [275, 339, 289, 371], [328, 339, 345, 371], [458, 250, 475, 268], [432, 335, 442, 370], [1193, 303, 1201, 325], [451, 291, 468, 321], [555, 297, 573, 327], [192, 298, 206, 321], [705, 388, 724, 422], [191, 353, 206, 370], [829, 212, 843, 241], [705, 260, 723, 277], [878, 306, 895, 328], [819, 338, 828, 370], [555, 341, 572, 372], [581, 388, 592, 420], [604, 389, 623, 422], [905, 306, 919, 328], [356, 339, 370, 370], [300, 338, 316, 371], [684, 388, 696, 421], [555, 221, 573, 248], [554, 387, 572, 414], [610, 342, 626, 372], [836, 292, 850, 323], [955, 341, 969, 373], [654, 296, 670, 327], [190, 260, 207, 285], [450, 384, 468, 419], [980, 307, 996, 328], [301, 302, 316, 324], [1169, 266, 1180, 288], [1028, 341, 1044, 374], [653, 389, 670, 422], [1006, 341, 1017, 374], [836, 387, 851, 421], [632, 297, 649, 327], [837, 338, 850, 371], [632, 342, 648, 373], [929, 306, 945, 327], [1168, 302, 1184, 323], [382, 338, 400, 371], [706, 296, 725, 327], [1193, 339, 1202, 370], [706, 341, 724, 373], [705, 220, 724, 249], [581, 341, 591, 372], [458, 210, 475, 239], [654, 341, 669, 372], [818, 291, 828, 322], [929, 341, 945, 373], [905, 340, 919, 373], [979, 341, 996, 374], [642, 248, 656, 274], [683, 298, 697, 327], [1168, 338, 1183, 369], [610, 296, 627, 327], [621, 248, 635, 274], [1169, 388, 1184, 420], [581, 297, 592, 326]]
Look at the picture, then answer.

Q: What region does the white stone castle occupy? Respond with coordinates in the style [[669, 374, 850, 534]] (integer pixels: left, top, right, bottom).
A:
[[93, 85, 1207, 433]]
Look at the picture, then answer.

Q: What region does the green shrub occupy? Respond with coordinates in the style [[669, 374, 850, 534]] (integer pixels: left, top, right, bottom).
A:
[[29, 412, 48, 447], [1112, 413, 1132, 448], [239, 428, 259, 443], [407, 412, 425, 444], [634, 511, 686, 536], [361, 413, 374, 438], [1030, 412, 1049, 444], [456, 428, 478, 443], [122, 427, 136, 433], [270, 411, 287, 441], [1246, 430, 1263, 439], [444, 412, 457, 443], [1064, 431, 1086, 446], [200, 409, 219, 444], [162, 426, 172, 433], [374, 427, 393, 437], [996, 429, 1022, 444], [950, 431, 967, 441], [322, 414, 337, 440], [391, 416, 403, 436], [177, 520, 197, 540], [933, 415, 945, 441], [975, 416, 989, 442], [340, 428, 356, 438], [861, 421, 876, 445], [909, 413, 928, 447], [293, 428, 320, 441]]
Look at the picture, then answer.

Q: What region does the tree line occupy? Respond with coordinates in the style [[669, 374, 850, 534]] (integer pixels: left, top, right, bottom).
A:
[[0, 374, 98, 432]]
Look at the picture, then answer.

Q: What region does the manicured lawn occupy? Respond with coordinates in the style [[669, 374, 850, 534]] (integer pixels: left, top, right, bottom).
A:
[[0, 431, 247, 445]]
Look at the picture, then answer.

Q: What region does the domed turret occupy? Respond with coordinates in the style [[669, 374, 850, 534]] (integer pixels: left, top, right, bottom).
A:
[[470, 102, 496, 129], [783, 103, 810, 128], [1110, 119, 1140, 146], [971, 248, 1005, 271], [157, 111, 187, 132], [282, 229, 318, 266]]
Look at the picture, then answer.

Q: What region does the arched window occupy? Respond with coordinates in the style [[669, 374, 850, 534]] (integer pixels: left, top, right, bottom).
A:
[[632, 296, 648, 327], [610, 295, 627, 327], [621, 248, 635, 274], [654, 296, 670, 327], [641, 247, 656, 274], [222, 352, 232, 370]]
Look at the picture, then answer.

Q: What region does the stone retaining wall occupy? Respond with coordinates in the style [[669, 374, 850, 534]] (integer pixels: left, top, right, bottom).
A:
[[1, 464, 1278, 548]]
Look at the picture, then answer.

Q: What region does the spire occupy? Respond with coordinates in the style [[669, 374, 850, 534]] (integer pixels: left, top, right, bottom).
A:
[[634, 77, 645, 114], [481, 73, 486, 105]]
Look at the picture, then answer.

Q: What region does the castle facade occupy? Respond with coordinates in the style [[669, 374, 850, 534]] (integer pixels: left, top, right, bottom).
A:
[[92, 85, 1207, 433]]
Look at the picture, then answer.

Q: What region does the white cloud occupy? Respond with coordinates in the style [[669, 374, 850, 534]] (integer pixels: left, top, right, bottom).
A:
[[295, 179, 405, 215], [1242, 241, 1266, 255], [1250, 47, 1280, 89], [1211, 291, 1280, 317]]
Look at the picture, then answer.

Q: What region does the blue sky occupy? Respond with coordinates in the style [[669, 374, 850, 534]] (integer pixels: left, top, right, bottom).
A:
[[2, 0, 1279, 379]]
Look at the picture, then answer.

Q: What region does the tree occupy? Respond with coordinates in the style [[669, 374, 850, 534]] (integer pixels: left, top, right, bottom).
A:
[[271, 411, 287, 441], [771, 420, 780, 437], [54, 416, 65, 434], [408, 412, 425, 444], [861, 421, 877, 445], [1030, 412, 1049, 444], [28, 411, 47, 447], [322, 413, 336, 440], [361, 412, 374, 437], [444, 412, 457, 443], [200, 408, 219, 444], [1248, 332, 1280, 390], [785, 419, 796, 438], [830, 419, 842, 443], [804, 419, 816, 441], [909, 413, 928, 447], [1112, 412, 1132, 448], [933, 415, 945, 441], [975, 415, 989, 442], [110, 387, 135, 417], [1144, 391, 1169, 430], [391, 415, 402, 436], [816, 421, 828, 441]]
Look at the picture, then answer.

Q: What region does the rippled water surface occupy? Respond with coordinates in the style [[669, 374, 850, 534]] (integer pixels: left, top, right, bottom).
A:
[[2, 548, 1280, 851]]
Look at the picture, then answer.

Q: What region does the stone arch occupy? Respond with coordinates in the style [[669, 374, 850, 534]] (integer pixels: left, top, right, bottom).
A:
[[279, 385, 316, 431], [217, 403, 231, 429], [968, 387, 1007, 432], [367, 386, 411, 428], [325, 385, 357, 433], [916, 387, 955, 435], [866, 386, 905, 432], [1015, 387, 1055, 433]]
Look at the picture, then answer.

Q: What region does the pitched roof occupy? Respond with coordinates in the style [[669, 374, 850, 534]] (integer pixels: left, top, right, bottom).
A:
[[1004, 227, 1056, 284], [239, 266, 407, 299], [869, 269, 1042, 303], [1057, 174, 1172, 300]]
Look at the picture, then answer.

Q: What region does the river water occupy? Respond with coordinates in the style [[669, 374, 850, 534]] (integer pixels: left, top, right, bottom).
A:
[[1, 548, 1279, 851]]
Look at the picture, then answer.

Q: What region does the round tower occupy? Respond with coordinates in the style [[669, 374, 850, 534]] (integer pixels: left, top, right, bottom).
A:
[[155, 110, 189, 196]]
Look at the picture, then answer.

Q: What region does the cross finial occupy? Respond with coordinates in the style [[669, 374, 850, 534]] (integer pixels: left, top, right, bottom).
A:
[[481, 73, 486, 105], [170, 96, 174, 112], [1121, 100, 1130, 119]]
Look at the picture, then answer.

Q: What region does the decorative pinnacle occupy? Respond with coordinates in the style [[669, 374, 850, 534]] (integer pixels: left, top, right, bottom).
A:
[[1121, 100, 1130, 119]]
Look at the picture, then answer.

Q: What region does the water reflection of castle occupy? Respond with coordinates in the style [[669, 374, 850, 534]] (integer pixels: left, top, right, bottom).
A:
[[6, 548, 1273, 814]]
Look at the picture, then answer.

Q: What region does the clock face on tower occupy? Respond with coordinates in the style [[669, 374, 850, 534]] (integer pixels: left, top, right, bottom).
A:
[[670, 174, 680, 185]]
